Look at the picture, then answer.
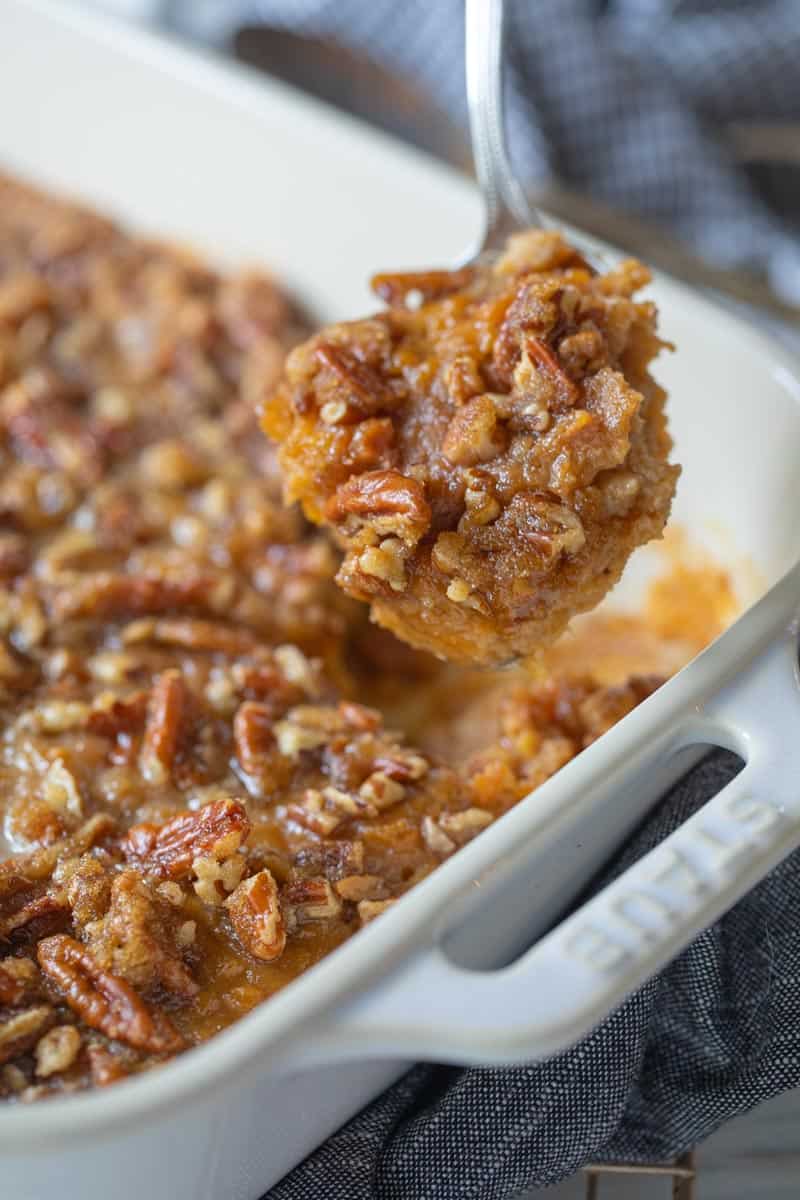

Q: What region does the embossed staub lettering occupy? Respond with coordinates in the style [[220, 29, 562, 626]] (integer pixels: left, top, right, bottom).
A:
[[562, 792, 785, 976]]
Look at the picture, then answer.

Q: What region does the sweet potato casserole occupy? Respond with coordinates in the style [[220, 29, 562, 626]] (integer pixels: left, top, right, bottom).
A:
[[0, 176, 717, 1102], [264, 234, 679, 662]]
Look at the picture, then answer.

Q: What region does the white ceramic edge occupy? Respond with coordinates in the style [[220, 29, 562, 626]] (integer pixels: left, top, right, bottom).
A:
[[1, 0, 800, 1149], [310, 608, 800, 1063]]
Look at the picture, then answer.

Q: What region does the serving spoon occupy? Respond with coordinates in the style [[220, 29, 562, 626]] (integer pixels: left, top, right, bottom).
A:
[[463, 0, 604, 274]]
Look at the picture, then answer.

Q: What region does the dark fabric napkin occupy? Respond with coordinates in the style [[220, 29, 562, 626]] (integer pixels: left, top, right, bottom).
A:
[[268, 751, 800, 1197]]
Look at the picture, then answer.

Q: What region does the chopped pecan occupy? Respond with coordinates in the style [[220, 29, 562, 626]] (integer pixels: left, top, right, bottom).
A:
[[86, 1042, 129, 1087], [65, 855, 113, 927], [313, 342, 394, 421], [358, 771, 405, 812], [286, 791, 347, 838], [41, 758, 83, 819], [139, 670, 187, 786], [372, 750, 429, 783], [338, 702, 382, 732], [497, 493, 586, 568], [438, 808, 494, 843], [123, 797, 250, 881], [0, 966, 21, 1006], [37, 935, 185, 1054], [442, 394, 506, 467], [0, 1006, 55, 1065], [326, 470, 431, 547], [192, 853, 246, 905], [0, 815, 116, 904], [293, 840, 365, 881], [356, 537, 407, 593], [282, 877, 341, 928], [225, 869, 286, 962], [334, 875, 385, 902], [344, 417, 396, 471], [82, 869, 198, 1000], [0, 532, 30, 578], [86, 691, 148, 743], [35, 1024, 82, 1078], [357, 899, 395, 925], [420, 816, 456, 856], [371, 266, 475, 307], [521, 332, 579, 405]]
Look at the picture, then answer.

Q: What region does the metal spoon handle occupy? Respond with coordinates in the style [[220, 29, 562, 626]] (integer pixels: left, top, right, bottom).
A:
[[465, 0, 542, 253]]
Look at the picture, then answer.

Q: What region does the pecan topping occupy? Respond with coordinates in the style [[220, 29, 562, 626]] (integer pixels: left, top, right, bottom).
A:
[[326, 470, 431, 547], [123, 798, 250, 881], [37, 935, 185, 1054], [225, 869, 286, 962]]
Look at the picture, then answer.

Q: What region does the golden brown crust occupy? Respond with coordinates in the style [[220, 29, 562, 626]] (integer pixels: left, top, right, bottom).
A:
[[264, 231, 680, 663]]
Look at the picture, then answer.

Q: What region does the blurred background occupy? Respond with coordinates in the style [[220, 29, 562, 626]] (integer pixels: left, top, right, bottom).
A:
[[86, 0, 800, 356], [75, 1, 800, 1195]]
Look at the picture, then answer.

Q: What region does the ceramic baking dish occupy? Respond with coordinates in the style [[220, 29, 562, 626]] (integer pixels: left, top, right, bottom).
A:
[[2, 2, 800, 1197]]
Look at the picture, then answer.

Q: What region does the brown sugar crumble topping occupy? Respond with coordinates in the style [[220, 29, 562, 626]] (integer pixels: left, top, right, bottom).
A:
[[0, 175, 701, 1103], [264, 231, 680, 663]]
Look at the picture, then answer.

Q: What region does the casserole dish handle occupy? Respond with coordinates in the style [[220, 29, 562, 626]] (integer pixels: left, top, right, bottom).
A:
[[313, 623, 800, 1065]]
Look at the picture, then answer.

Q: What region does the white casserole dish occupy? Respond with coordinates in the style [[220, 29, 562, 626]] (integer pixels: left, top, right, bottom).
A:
[[2, 2, 800, 1197]]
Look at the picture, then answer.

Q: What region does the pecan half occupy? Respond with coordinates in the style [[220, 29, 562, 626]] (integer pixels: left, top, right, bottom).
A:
[[139, 669, 187, 786], [326, 470, 431, 546], [37, 935, 184, 1054], [225, 869, 286, 962], [233, 701, 276, 779], [122, 798, 250, 880]]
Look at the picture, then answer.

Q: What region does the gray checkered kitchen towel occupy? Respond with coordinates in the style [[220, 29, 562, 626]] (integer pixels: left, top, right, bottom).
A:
[[158, 2, 800, 1195], [266, 751, 800, 1198], [165, 0, 800, 306]]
